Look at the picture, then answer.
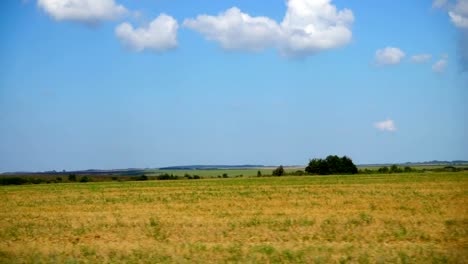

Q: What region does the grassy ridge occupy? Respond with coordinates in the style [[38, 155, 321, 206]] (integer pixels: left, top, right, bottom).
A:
[[0, 172, 467, 263]]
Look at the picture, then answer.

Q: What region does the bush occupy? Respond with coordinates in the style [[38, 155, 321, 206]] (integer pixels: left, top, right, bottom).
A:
[[292, 170, 305, 176], [390, 165, 403, 173], [378, 167, 389, 173], [257, 171, 262, 177], [68, 174, 77, 182], [79, 176, 90, 183], [158, 174, 178, 180], [443, 166, 459, 172], [132, 175, 149, 181], [272, 165, 285, 176], [403, 166, 413, 173], [359, 169, 373, 174], [0, 177, 28, 185], [30, 178, 45, 184]]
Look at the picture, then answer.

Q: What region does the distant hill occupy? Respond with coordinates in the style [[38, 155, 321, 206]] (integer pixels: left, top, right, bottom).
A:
[[158, 165, 265, 170], [359, 160, 468, 167], [1, 169, 147, 176]]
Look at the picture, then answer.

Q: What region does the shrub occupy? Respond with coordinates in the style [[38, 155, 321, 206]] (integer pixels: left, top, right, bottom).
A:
[[79, 176, 90, 183], [0, 177, 28, 185], [443, 166, 459, 172], [378, 167, 389, 173], [257, 171, 262, 177], [132, 174, 149, 181], [158, 174, 178, 180], [292, 170, 305, 176], [272, 165, 285, 176], [390, 165, 403, 173], [30, 178, 45, 184], [68, 174, 77, 182]]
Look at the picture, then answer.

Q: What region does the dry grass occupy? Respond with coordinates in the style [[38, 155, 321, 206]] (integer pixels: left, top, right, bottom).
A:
[[0, 172, 467, 263]]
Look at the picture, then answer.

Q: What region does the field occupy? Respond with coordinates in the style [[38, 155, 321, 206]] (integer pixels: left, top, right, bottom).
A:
[[147, 168, 291, 178], [0, 172, 467, 263]]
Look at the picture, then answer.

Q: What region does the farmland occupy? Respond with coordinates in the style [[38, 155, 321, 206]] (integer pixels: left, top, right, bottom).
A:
[[0, 172, 467, 263]]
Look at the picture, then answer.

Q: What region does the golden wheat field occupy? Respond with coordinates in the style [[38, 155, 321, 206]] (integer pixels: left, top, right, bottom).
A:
[[0, 172, 467, 263]]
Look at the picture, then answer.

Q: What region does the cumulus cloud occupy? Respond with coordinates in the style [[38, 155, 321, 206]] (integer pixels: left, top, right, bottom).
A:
[[374, 119, 397, 132], [38, 0, 127, 24], [183, 7, 280, 52], [278, 0, 354, 57], [410, 54, 432, 63], [433, 0, 468, 30], [432, 57, 448, 73], [375, 47, 405, 65], [450, 12, 468, 28], [433, 0, 468, 71], [183, 0, 354, 58], [448, 0, 468, 29], [115, 14, 178, 52]]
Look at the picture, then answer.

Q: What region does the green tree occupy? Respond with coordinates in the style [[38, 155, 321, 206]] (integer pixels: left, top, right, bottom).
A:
[[305, 158, 329, 175], [257, 170, 262, 177], [79, 176, 89, 182], [403, 166, 413, 173], [340, 156, 358, 174], [325, 155, 342, 174], [390, 165, 402, 173], [378, 166, 389, 173], [272, 165, 285, 176], [68, 174, 76, 182], [306, 155, 358, 175]]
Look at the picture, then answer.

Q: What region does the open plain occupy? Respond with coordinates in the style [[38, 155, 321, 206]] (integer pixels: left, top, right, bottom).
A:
[[0, 172, 467, 263]]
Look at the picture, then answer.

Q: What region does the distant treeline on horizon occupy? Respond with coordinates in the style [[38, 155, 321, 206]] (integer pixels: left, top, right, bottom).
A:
[[2, 160, 467, 175]]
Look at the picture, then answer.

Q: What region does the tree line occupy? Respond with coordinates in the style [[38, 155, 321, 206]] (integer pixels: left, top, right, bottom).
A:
[[270, 155, 358, 176], [1, 156, 466, 185]]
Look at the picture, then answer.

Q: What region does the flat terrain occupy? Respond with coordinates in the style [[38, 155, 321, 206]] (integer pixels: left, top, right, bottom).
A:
[[148, 168, 276, 178], [0, 172, 467, 263]]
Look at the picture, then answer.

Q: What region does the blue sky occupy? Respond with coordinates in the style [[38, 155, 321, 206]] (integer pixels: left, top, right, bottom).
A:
[[0, 0, 467, 172]]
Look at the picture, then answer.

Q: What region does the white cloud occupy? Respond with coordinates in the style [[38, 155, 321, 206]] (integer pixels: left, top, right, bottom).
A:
[[433, 1, 468, 71], [115, 14, 178, 52], [432, 58, 448, 73], [183, 0, 354, 58], [433, 0, 448, 8], [433, 0, 468, 29], [278, 0, 354, 57], [449, 12, 468, 28], [449, 0, 468, 28], [410, 54, 432, 63], [375, 47, 405, 65], [38, 0, 127, 24], [374, 119, 397, 132], [183, 7, 280, 52]]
